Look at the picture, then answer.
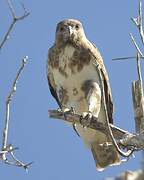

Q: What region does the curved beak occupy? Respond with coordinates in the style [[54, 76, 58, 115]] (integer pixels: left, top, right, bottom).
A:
[[68, 26, 73, 36], [62, 25, 74, 43]]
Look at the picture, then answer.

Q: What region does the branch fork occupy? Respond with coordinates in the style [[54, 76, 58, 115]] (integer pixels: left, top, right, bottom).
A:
[[0, 0, 30, 50]]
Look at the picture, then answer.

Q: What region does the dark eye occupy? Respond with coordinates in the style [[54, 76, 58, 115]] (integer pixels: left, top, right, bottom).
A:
[[60, 27, 64, 31], [75, 24, 80, 30]]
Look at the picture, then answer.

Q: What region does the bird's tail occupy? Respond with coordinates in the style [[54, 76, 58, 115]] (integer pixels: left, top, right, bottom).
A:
[[91, 140, 121, 171]]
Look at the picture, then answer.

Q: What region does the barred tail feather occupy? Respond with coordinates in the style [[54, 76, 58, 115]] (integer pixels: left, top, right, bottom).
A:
[[91, 142, 121, 171]]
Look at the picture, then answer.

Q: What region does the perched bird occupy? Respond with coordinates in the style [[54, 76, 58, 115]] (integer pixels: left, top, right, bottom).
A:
[[47, 19, 120, 170]]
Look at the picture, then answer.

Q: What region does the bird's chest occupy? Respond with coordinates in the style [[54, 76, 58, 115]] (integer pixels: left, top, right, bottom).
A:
[[57, 45, 75, 75], [52, 46, 100, 111]]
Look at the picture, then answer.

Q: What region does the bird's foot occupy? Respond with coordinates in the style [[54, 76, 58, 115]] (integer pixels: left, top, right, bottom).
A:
[[57, 107, 71, 113], [62, 107, 76, 114], [80, 111, 93, 128], [61, 107, 76, 121]]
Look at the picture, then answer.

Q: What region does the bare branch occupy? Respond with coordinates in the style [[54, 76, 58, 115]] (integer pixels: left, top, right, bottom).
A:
[[112, 56, 144, 61], [132, 54, 144, 136], [0, 0, 30, 50], [9, 149, 33, 170], [0, 56, 32, 170], [49, 109, 127, 138], [49, 109, 128, 137], [49, 109, 144, 151], [137, 53, 143, 97], [7, 0, 16, 19], [2, 56, 28, 150]]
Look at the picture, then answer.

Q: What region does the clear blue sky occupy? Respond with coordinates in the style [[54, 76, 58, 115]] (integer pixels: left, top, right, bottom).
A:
[[0, 0, 144, 179]]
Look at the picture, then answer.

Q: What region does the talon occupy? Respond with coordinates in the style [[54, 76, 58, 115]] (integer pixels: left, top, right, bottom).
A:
[[61, 106, 71, 113], [83, 111, 93, 119], [57, 108, 62, 112], [80, 111, 93, 127], [62, 107, 71, 121], [70, 107, 76, 115]]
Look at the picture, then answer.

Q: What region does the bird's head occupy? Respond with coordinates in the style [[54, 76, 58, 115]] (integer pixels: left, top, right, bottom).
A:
[[55, 19, 86, 46]]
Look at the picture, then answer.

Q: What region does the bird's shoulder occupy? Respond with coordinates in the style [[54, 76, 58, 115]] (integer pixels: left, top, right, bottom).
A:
[[48, 44, 61, 69], [48, 44, 57, 60]]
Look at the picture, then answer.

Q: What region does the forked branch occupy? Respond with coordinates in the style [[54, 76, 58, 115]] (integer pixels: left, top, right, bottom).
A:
[[0, 0, 30, 50]]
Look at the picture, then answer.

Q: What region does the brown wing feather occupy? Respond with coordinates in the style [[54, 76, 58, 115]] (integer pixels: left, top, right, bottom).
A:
[[47, 75, 61, 108], [47, 48, 62, 108], [89, 42, 114, 124], [100, 69, 113, 124]]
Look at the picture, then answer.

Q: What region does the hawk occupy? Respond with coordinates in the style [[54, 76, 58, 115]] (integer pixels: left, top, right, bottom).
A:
[[47, 19, 120, 170]]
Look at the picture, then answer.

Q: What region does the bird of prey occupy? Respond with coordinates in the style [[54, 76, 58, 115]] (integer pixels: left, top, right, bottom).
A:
[[47, 19, 120, 170]]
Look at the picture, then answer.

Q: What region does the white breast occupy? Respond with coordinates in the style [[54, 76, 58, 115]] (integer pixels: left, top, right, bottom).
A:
[[53, 45, 100, 113], [58, 45, 75, 72]]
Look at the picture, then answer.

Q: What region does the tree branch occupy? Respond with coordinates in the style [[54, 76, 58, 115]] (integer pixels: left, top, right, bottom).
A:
[[0, 0, 30, 50], [49, 109, 126, 137], [49, 109, 144, 151], [2, 57, 27, 150], [112, 56, 144, 61], [0, 56, 32, 170]]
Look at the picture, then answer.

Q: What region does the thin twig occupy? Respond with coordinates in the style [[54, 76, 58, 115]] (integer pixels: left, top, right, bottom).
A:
[[112, 56, 144, 61], [130, 33, 144, 57], [9, 151, 33, 170], [131, 1, 144, 44], [137, 53, 144, 97], [7, 0, 16, 18], [0, 0, 30, 50]]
